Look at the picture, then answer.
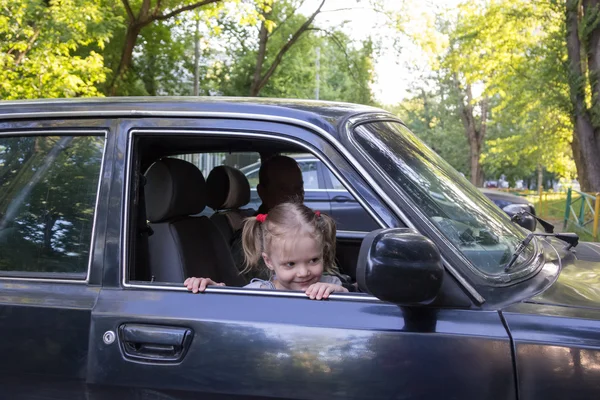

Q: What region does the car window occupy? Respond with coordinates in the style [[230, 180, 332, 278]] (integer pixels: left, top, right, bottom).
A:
[[298, 160, 320, 190], [326, 169, 346, 190], [0, 135, 105, 277], [351, 121, 535, 279], [176, 152, 260, 179]]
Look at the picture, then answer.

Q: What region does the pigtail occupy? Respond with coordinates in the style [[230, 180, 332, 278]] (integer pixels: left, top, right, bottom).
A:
[[241, 217, 264, 274], [316, 212, 339, 274]]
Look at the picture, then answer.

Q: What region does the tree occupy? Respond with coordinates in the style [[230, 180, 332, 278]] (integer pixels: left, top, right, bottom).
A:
[[249, 0, 326, 96], [206, 0, 376, 103], [106, 0, 229, 95], [0, 0, 119, 99], [413, 0, 575, 188], [564, 0, 600, 191]]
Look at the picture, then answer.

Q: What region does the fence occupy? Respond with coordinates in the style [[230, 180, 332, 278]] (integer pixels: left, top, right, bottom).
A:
[[563, 188, 600, 240], [497, 188, 599, 241]]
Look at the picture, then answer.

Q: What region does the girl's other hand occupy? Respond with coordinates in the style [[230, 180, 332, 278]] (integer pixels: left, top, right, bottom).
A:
[[305, 282, 348, 300], [184, 277, 225, 293]]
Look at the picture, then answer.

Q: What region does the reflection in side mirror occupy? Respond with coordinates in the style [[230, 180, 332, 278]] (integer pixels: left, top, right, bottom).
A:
[[505, 205, 537, 232], [356, 228, 444, 305]]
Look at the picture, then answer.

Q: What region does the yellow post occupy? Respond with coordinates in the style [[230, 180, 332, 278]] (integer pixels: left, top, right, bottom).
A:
[[593, 193, 600, 241], [538, 185, 544, 218]]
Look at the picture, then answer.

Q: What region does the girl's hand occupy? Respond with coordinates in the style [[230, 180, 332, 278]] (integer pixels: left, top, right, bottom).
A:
[[305, 282, 348, 300], [184, 277, 225, 293]]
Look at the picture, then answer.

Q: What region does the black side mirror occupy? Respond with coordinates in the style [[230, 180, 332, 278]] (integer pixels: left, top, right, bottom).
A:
[[356, 228, 444, 305], [505, 206, 537, 232]]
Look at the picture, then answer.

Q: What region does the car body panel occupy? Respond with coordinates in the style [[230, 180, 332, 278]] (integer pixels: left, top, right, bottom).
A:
[[87, 288, 516, 400], [502, 302, 600, 400]]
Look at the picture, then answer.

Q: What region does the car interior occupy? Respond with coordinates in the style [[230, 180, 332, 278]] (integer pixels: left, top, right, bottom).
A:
[[127, 134, 370, 291]]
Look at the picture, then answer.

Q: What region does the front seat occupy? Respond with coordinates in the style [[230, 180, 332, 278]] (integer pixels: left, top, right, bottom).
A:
[[206, 165, 255, 243], [144, 158, 245, 286]]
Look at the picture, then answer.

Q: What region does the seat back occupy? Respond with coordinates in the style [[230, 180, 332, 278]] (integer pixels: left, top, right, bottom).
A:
[[206, 165, 255, 243], [144, 158, 244, 286]]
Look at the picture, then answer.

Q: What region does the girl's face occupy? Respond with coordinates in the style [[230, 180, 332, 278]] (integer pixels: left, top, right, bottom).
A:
[[263, 233, 324, 291]]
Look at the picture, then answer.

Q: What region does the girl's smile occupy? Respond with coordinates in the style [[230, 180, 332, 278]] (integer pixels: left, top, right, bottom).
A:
[[264, 235, 324, 291]]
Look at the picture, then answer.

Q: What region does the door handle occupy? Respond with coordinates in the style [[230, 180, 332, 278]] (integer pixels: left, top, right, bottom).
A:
[[119, 324, 193, 363], [332, 195, 351, 203]]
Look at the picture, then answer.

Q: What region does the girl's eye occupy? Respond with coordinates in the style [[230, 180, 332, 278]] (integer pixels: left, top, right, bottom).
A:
[[285, 262, 295, 268], [309, 258, 319, 264]]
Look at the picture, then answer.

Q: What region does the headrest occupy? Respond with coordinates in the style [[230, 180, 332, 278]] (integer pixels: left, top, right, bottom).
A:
[[145, 158, 207, 222], [206, 165, 251, 210]]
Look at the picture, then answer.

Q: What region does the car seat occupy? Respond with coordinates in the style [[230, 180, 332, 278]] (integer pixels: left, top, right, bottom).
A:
[[144, 158, 245, 286], [206, 165, 255, 243]]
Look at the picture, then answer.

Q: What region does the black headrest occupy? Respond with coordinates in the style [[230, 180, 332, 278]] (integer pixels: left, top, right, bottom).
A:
[[206, 165, 251, 210], [145, 158, 207, 222]]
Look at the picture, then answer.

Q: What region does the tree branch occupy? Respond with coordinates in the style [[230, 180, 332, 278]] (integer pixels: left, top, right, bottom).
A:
[[155, 0, 222, 22], [268, 0, 308, 38], [121, 0, 135, 22], [14, 28, 41, 66], [255, 0, 326, 94], [310, 27, 364, 88], [152, 0, 163, 18]]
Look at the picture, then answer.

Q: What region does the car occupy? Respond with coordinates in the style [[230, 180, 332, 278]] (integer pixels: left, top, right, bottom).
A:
[[239, 154, 380, 232], [479, 188, 536, 217], [0, 97, 599, 400]]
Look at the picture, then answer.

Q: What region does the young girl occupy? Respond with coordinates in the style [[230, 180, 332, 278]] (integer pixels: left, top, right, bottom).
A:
[[184, 202, 348, 300]]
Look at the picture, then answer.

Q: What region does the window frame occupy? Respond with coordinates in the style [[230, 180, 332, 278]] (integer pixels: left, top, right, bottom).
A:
[[122, 128, 388, 302], [0, 129, 108, 283]]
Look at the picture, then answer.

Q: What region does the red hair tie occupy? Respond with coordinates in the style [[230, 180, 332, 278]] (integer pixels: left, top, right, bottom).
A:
[[315, 210, 321, 218], [256, 214, 267, 223]]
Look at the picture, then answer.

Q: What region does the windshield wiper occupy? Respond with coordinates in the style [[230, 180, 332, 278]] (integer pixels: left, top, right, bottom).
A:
[[504, 231, 580, 272]]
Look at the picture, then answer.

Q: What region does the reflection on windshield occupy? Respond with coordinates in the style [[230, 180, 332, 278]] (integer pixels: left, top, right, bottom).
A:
[[353, 121, 534, 276]]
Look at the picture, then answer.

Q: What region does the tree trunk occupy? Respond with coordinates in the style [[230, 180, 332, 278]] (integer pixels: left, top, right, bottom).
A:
[[537, 164, 544, 192], [565, 0, 600, 191], [250, 17, 270, 97], [110, 24, 142, 96], [458, 82, 486, 187], [570, 131, 590, 190]]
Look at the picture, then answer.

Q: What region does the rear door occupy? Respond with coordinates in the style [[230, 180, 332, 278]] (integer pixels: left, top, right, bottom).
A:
[[0, 127, 109, 398]]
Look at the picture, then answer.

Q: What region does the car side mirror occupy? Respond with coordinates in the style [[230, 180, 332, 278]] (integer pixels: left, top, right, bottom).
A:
[[356, 228, 444, 305], [504, 205, 537, 231]]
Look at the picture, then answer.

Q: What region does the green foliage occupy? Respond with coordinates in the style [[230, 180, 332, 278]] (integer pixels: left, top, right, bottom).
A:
[[207, 0, 376, 103], [401, 0, 576, 184], [0, 0, 120, 99]]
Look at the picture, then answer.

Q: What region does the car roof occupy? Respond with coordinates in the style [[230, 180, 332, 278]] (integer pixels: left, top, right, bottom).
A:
[[0, 97, 385, 139]]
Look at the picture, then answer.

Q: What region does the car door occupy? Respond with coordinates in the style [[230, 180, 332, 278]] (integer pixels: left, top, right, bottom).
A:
[[0, 127, 110, 399], [85, 118, 516, 400]]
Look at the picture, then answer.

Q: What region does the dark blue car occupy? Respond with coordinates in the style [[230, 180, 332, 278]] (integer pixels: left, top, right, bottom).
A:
[[0, 97, 599, 400]]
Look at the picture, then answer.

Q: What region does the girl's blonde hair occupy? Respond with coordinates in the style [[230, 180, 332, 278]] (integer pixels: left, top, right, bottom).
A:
[[241, 202, 338, 276]]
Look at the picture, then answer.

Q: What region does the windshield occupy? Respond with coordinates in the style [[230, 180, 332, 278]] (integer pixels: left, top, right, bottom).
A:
[[352, 121, 535, 278]]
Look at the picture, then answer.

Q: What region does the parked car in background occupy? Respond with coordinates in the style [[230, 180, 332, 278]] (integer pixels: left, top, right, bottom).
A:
[[480, 188, 536, 217], [1, 97, 599, 400]]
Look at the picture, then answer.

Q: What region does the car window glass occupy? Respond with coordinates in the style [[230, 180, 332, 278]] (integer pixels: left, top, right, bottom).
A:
[[352, 122, 535, 278], [0, 135, 104, 276], [298, 161, 319, 189], [176, 152, 260, 179], [326, 169, 346, 190]]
